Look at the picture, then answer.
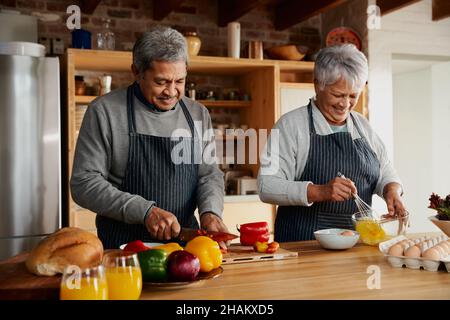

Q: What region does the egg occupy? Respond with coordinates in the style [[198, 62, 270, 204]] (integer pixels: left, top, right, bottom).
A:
[[399, 240, 412, 251], [388, 244, 404, 256], [436, 243, 449, 256], [433, 244, 446, 256], [440, 241, 450, 252], [422, 248, 441, 260], [340, 230, 354, 236], [404, 245, 421, 258], [420, 242, 429, 253]]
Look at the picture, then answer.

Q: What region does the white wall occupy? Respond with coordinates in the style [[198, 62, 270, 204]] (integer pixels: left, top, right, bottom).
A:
[[393, 67, 432, 232], [430, 62, 450, 196], [368, 0, 450, 230]]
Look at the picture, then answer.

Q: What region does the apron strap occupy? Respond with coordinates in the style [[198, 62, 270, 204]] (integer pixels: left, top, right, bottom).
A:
[[179, 98, 197, 165], [126, 84, 137, 134], [349, 112, 366, 140], [307, 100, 366, 140], [306, 101, 317, 135]]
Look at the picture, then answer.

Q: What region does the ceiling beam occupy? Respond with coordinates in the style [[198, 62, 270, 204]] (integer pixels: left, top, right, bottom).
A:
[[432, 0, 450, 21], [377, 0, 421, 16], [153, 0, 185, 21], [218, 0, 260, 27], [274, 0, 346, 31], [79, 0, 101, 14]]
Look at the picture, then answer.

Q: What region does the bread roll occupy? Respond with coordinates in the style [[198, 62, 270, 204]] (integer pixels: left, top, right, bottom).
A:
[[26, 227, 104, 276]]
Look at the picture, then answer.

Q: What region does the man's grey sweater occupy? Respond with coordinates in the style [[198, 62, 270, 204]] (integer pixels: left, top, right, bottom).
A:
[[70, 87, 224, 225]]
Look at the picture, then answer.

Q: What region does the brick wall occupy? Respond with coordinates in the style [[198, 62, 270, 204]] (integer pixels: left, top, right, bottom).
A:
[[0, 0, 322, 57], [0, 0, 368, 92], [321, 0, 369, 57]]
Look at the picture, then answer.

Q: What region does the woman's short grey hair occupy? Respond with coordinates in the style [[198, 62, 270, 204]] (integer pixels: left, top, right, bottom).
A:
[[314, 44, 368, 91], [133, 26, 188, 74]]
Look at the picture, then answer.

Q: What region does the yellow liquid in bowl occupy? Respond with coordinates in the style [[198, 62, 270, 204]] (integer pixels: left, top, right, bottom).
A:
[[355, 219, 386, 245], [105, 266, 142, 300]]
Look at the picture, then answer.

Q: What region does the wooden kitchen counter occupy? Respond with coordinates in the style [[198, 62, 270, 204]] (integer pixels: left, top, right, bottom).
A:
[[140, 240, 450, 300], [1, 237, 449, 300]]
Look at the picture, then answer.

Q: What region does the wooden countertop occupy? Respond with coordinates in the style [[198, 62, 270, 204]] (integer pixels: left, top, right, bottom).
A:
[[140, 240, 450, 300], [1, 236, 449, 300]]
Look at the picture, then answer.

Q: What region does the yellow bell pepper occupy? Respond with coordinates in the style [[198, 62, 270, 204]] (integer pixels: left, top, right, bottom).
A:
[[152, 242, 184, 255], [185, 236, 222, 273]]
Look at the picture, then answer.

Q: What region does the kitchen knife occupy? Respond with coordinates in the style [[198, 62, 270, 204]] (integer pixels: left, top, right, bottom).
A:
[[177, 227, 239, 243]]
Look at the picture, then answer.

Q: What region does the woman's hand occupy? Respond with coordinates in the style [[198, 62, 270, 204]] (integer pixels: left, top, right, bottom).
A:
[[307, 177, 358, 203], [383, 183, 407, 217], [200, 212, 230, 250], [144, 206, 181, 241]]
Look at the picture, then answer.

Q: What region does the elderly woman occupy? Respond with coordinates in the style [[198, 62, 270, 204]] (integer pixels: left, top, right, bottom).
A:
[[71, 26, 227, 249], [258, 44, 407, 242]]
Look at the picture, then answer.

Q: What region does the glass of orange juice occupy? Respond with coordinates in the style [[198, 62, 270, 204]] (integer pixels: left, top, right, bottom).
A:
[[102, 250, 142, 300], [60, 265, 108, 300]]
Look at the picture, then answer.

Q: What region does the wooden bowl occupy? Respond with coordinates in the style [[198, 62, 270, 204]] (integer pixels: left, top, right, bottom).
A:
[[429, 216, 450, 237], [265, 45, 307, 61]]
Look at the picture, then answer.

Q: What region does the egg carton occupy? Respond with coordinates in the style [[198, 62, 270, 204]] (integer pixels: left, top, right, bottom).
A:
[[379, 235, 450, 272]]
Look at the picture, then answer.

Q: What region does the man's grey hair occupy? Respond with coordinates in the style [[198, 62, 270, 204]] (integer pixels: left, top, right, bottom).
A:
[[314, 44, 368, 91], [132, 26, 188, 74]]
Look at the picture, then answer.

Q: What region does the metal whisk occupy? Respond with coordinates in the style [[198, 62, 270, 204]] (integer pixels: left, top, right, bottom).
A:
[[337, 172, 379, 220]]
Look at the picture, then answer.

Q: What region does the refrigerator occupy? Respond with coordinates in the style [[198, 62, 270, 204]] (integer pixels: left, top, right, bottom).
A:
[[0, 42, 61, 260]]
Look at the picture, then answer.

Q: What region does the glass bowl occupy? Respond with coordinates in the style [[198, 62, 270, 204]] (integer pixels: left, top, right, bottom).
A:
[[351, 210, 410, 246]]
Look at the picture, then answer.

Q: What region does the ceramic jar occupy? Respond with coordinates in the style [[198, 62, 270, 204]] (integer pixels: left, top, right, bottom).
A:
[[184, 32, 201, 56]]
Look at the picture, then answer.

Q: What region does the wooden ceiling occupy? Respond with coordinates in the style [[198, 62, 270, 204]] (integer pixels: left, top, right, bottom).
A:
[[80, 0, 450, 28]]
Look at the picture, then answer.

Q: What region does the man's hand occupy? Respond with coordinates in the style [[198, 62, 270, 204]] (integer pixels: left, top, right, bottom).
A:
[[307, 177, 358, 203], [144, 206, 181, 241], [383, 183, 407, 217], [200, 212, 230, 250]]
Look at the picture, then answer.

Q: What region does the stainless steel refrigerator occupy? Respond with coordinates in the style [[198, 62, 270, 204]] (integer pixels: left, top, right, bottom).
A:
[[0, 42, 61, 260]]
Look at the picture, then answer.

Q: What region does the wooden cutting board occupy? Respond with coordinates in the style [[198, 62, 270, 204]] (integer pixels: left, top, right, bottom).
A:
[[222, 245, 298, 264], [0, 253, 61, 300]]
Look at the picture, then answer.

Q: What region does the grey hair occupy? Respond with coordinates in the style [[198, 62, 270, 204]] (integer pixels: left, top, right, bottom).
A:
[[314, 44, 368, 91], [132, 26, 188, 74]]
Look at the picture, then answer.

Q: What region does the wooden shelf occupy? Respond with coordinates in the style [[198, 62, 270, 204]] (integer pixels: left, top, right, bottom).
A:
[[74, 96, 251, 108], [67, 48, 314, 74], [75, 95, 97, 104], [200, 100, 251, 108], [280, 82, 315, 89]]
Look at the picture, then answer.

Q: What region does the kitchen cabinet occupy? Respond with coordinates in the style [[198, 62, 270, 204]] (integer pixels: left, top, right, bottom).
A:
[[64, 49, 317, 235], [280, 82, 315, 116]]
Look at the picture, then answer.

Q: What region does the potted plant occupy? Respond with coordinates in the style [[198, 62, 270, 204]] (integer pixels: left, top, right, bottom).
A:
[[428, 193, 450, 236]]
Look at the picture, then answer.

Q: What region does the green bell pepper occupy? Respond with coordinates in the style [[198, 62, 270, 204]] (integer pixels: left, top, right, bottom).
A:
[[138, 249, 169, 282]]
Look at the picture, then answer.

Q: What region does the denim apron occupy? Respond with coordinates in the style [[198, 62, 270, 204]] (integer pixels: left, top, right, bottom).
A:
[[96, 85, 199, 249], [275, 102, 380, 242]]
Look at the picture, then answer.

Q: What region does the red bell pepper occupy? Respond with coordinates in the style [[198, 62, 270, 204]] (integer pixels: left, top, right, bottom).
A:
[[238, 222, 270, 246], [123, 240, 150, 253]]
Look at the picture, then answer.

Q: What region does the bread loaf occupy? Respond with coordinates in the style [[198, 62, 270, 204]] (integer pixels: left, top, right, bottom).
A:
[[26, 227, 104, 276]]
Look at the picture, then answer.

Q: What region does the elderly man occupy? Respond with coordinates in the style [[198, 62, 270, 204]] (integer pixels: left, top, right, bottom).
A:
[[71, 26, 227, 249], [258, 44, 407, 242]]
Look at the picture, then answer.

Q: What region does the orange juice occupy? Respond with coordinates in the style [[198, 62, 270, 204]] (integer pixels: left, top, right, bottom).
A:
[[355, 219, 386, 245], [60, 277, 108, 300], [105, 266, 142, 300]]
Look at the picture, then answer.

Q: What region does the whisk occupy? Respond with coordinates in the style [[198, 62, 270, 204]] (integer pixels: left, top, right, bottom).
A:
[[337, 172, 380, 220]]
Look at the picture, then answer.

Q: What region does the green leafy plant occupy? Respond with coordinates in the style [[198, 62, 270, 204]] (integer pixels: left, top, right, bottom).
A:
[[428, 193, 450, 220]]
